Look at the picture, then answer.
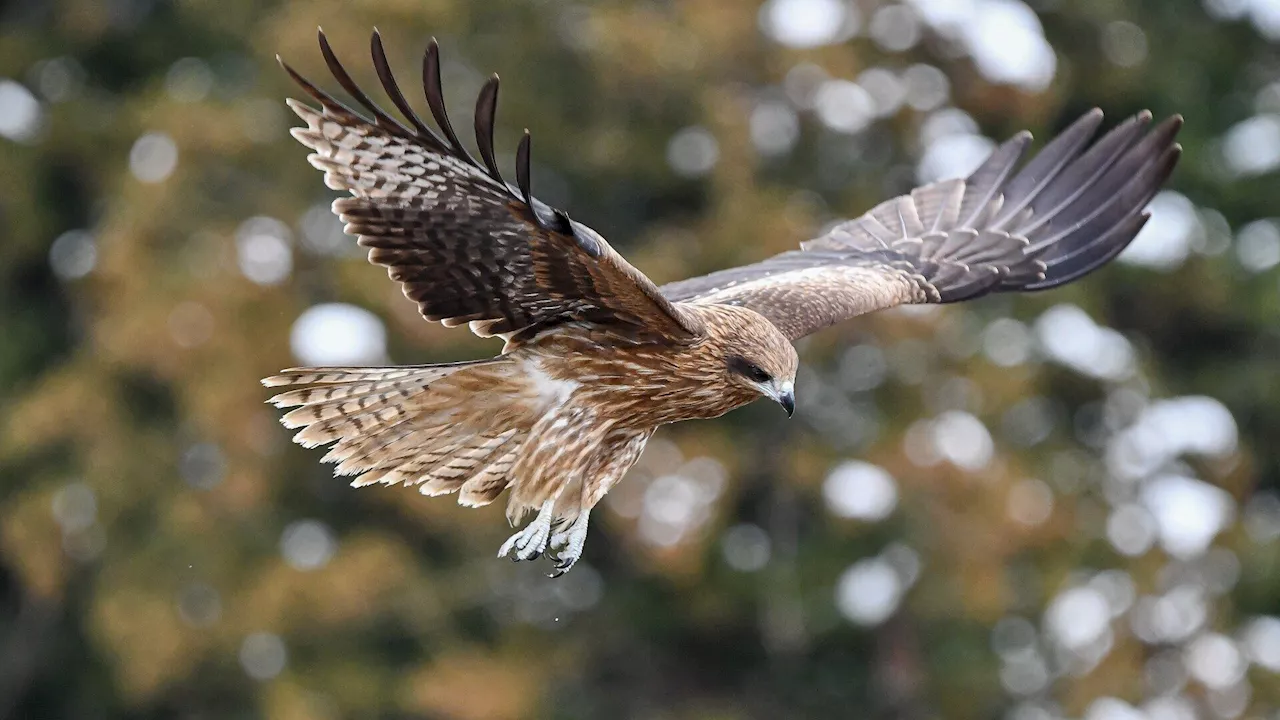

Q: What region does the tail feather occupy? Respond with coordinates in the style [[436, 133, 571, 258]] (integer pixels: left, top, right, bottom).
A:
[[327, 423, 431, 472], [263, 359, 531, 503], [277, 381, 427, 427], [263, 365, 436, 387], [291, 404, 413, 448], [458, 446, 520, 507], [418, 430, 519, 497], [341, 426, 452, 479]]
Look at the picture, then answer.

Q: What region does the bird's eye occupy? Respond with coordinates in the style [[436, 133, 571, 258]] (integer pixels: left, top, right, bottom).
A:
[[728, 355, 772, 383]]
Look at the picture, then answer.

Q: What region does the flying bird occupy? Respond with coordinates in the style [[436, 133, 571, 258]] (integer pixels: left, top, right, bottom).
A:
[[264, 30, 1182, 575]]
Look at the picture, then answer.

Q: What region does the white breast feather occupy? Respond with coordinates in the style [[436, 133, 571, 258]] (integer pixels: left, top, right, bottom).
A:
[[523, 358, 580, 412]]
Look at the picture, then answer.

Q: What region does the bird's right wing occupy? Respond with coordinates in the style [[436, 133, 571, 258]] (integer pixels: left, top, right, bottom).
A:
[[661, 110, 1183, 341], [282, 31, 702, 347]]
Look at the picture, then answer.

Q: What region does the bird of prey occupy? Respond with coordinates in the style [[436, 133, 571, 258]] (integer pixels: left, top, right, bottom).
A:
[[264, 30, 1182, 575]]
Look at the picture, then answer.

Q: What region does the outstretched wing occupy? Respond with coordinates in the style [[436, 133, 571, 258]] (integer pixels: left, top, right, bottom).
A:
[[661, 110, 1183, 341], [282, 30, 701, 347]]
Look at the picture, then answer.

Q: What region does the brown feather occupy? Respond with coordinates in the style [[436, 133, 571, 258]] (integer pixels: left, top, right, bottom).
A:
[[661, 110, 1182, 340], [280, 33, 701, 348]]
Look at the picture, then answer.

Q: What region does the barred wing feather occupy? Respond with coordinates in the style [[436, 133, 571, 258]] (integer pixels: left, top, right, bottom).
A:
[[661, 110, 1183, 341], [282, 30, 701, 347]]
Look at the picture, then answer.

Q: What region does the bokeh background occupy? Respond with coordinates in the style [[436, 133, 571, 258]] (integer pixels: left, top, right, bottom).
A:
[[3, 0, 1280, 718]]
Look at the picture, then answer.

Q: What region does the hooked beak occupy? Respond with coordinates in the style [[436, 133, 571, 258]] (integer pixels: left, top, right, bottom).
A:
[[772, 380, 795, 418]]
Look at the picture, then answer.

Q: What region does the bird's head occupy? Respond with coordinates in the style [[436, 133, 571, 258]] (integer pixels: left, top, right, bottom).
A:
[[714, 308, 799, 417]]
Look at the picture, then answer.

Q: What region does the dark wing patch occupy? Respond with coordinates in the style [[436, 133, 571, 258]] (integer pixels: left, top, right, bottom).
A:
[[662, 110, 1182, 340], [281, 30, 700, 346]]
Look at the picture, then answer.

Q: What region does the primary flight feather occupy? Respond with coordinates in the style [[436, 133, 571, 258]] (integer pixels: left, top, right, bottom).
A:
[[264, 30, 1182, 575]]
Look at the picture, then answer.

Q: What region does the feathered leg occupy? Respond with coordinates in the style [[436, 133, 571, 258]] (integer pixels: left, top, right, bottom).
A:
[[546, 428, 655, 575]]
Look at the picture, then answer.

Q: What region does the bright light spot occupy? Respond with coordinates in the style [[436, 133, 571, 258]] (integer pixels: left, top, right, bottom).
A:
[[51, 483, 97, 533], [814, 79, 875, 134], [750, 100, 800, 157], [759, 0, 859, 49], [904, 0, 975, 28], [1085, 698, 1145, 720], [903, 418, 942, 467], [1235, 218, 1280, 272], [906, 0, 1056, 91], [858, 68, 906, 118], [918, 132, 996, 183], [1142, 695, 1198, 720], [1222, 114, 1280, 177], [869, 4, 921, 51], [1204, 0, 1249, 21], [299, 203, 349, 255], [667, 126, 719, 178], [932, 411, 993, 471], [0, 79, 42, 142], [835, 557, 903, 626], [721, 523, 771, 571], [983, 317, 1032, 367], [165, 57, 214, 102], [902, 64, 950, 111], [1008, 702, 1058, 720], [49, 230, 97, 280], [280, 519, 337, 571], [1133, 586, 1208, 644], [1244, 492, 1280, 543], [33, 57, 83, 103], [882, 543, 921, 585], [290, 303, 387, 366], [1089, 570, 1137, 619], [1242, 616, 1280, 671], [1007, 478, 1053, 526], [239, 632, 287, 680], [1001, 654, 1050, 696], [1142, 475, 1235, 559], [1101, 21, 1148, 67], [823, 460, 898, 521], [1035, 304, 1135, 381], [236, 216, 293, 286], [965, 0, 1056, 90], [639, 462, 724, 547], [1249, 0, 1280, 40], [1107, 503, 1157, 556], [1121, 191, 1200, 270], [1046, 586, 1112, 651], [129, 131, 178, 183], [920, 108, 978, 144], [1106, 396, 1239, 480], [1185, 633, 1246, 689], [784, 63, 828, 110]]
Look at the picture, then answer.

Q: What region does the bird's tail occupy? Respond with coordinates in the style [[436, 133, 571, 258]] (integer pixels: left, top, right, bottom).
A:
[[262, 358, 534, 507]]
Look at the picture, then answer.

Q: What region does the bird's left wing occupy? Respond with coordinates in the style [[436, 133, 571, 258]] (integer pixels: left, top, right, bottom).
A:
[[280, 31, 701, 347], [661, 110, 1182, 341]]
